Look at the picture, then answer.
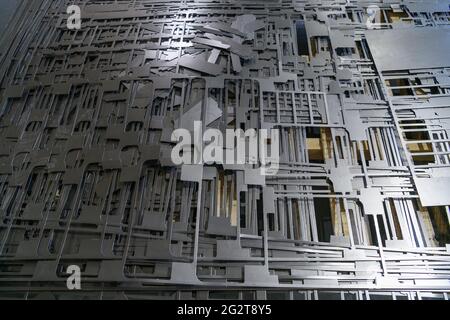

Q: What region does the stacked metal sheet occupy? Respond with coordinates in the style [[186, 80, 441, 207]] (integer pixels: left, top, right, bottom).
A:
[[0, 0, 449, 300]]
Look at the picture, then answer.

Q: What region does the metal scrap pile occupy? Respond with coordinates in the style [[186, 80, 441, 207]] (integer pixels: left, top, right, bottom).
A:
[[0, 0, 449, 300]]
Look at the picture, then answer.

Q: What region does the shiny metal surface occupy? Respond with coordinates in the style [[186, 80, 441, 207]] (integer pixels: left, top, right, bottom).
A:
[[0, 0, 449, 300]]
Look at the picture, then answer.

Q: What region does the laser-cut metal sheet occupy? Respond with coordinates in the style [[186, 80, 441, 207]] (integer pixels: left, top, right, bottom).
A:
[[366, 28, 450, 71], [0, 0, 449, 300]]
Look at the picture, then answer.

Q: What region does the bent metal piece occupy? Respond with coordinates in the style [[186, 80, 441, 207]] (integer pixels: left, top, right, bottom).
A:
[[0, 0, 449, 300]]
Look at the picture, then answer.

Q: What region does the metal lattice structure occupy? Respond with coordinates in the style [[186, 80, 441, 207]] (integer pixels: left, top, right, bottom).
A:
[[0, 0, 449, 300]]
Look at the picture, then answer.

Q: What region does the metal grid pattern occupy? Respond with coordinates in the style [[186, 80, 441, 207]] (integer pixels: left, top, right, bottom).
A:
[[0, 0, 449, 300]]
